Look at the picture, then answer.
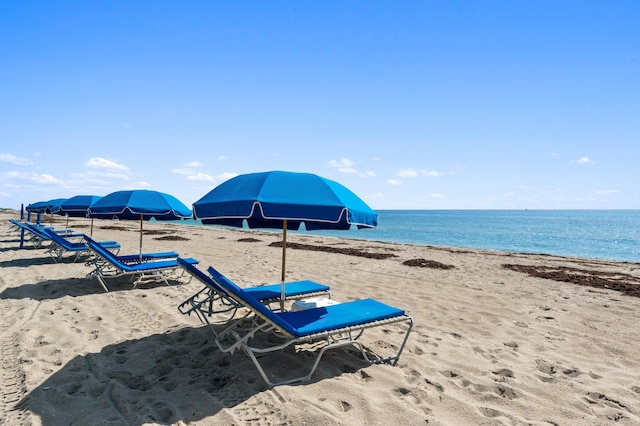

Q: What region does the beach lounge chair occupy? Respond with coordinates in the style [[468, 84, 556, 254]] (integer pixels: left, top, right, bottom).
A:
[[10, 220, 78, 248], [83, 235, 194, 292], [176, 257, 331, 324], [204, 264, 413, 387], [41, 228, 121, 263]]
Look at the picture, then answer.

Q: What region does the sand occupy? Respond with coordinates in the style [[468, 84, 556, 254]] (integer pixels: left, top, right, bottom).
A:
[[1, 210, 640, 425]]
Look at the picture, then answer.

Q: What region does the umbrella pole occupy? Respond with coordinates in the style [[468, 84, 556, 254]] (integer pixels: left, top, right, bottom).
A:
[[65, 214, 69, 234], [139, 214, 143, 259], [280, 219, 287, 311], [90, 218, 94, 237]]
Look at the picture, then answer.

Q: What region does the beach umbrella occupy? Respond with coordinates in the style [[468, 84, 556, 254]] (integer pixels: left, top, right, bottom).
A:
[[27, 198, 67, 214], [193, 170, 378, 309], [51, 195, 103, 235], [26, 198, 68, 225], [26, 200, 48, 214], [87, 189, 191, 256]]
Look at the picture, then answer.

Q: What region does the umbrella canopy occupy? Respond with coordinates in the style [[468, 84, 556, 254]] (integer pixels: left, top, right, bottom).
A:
[[51, 195, 103, 236], [25, 201, 47, 213], [193, 170, 378, 230], [26, 198, 68, 214], [88, 190, 191, 220], [88, 189, 191, 255], [51, 195, 102, 217], [193, 170, 378, 309]]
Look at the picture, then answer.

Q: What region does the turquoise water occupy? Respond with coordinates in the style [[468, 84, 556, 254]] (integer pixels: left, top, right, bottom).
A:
[[192, 210, 640, 263]]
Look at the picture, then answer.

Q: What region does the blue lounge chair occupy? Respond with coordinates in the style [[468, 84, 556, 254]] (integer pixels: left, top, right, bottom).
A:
[[10, 220, 69, 248], [42, 227, 121, 263], [204, 264, 413, 387], [176, 257, 331, 324], [83, 235, 194, 292]]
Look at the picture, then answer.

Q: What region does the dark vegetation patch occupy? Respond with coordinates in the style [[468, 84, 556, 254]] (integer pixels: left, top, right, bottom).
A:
[[503, 264, 640, 298], [153, 235, 190, 241], [99, 225, 131, 231], [269, 241, 397, 260], [143, 229, 172, 235], [238, 238, 262, 243], [403, 258, 455, 269]]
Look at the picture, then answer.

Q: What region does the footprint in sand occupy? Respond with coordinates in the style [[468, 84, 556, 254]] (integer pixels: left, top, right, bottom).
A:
[[424, 377, 445, 392], [440, 369, 460, 378], [358, 370, 373, 381], [340, 400, 352, 412], [535, 359, 557, 375], [492, 368, 515, 380], [495, 385, 519, 400]]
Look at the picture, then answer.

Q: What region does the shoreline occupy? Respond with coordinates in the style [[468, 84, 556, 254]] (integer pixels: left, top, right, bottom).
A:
[[11, 208, 640, 263], [2, 211, 640, 424]]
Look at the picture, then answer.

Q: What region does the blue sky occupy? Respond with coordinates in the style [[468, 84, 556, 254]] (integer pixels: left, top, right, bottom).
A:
[[1, 1, 638, 211]]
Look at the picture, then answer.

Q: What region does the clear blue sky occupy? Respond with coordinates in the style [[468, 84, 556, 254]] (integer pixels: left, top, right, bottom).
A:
[[1, 1, 638, 211]]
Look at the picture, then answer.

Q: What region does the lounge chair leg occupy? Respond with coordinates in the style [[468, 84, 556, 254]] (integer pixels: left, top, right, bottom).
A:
[[96, 276, 110, 292]]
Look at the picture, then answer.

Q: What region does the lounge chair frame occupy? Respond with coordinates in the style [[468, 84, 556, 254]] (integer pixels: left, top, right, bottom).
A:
[[10, 220, 52, 248], [206, 265, 413, 387], [83, 236, 192, 292], [42, 228, 120, 263], [176, 257, 331, 325]]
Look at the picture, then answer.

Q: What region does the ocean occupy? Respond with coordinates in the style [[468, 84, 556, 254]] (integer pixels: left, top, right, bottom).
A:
[[200, 210, 640, 263]]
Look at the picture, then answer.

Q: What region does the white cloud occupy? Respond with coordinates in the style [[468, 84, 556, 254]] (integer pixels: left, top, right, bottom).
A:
[[2, 171, 64, 185], [3, 171, 29, 179], [339, 167, 357, 174], [397, 169, 419, 178], [398, 168, 442, 178], [0, 153, 33, 166], [185, 171, 237, 185], [186, 172, 215, 182], [217, 155, 227, 161], [429, 193, 444, 199], [30, 173, 62, 184], [186, 161, 202, 168], [359, 171, 376, 178], [596, 189, 620, 194], [136, 181, 152, 188], [85, 157, 129, 170], [572, 156, 594, 165], [328, 158, 355, 169], [216, 172, 238, 182], [387, 179, 403, 186]]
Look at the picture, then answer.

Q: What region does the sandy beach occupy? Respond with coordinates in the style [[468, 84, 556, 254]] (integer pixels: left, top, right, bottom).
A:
[[1, 210, 640, 425]]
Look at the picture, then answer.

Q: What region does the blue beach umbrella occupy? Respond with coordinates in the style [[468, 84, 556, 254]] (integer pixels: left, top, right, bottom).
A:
[[26, 200, 48, 214], [51, 195, 103, 235], [193, 170, 378, 308], [88, 189, 192, 255], [27, 198, 68, 214], [27, 198, 68, 225], [52, 195, 102, 217]]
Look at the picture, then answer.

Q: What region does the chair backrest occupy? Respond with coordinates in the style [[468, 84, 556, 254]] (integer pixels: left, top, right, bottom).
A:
[[177, 257, 227, 294], [23, 222, 50, 240], [42, 227, 77, 249], [207, 265, 298, 336], [84, 235, 131, 270]]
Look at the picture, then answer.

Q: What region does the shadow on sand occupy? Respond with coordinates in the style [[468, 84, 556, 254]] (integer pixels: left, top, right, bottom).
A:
[[17, 325, 368, 425], [0, 276, 183, 301]]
